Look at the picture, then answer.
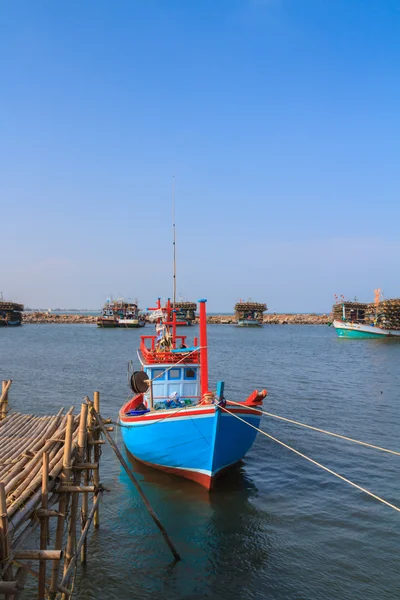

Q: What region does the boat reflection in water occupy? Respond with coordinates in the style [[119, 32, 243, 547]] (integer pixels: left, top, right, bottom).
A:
[[117, 448, 271, 599]]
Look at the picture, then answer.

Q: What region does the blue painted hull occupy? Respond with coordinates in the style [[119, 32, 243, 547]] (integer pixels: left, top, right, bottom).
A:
[[120, 404, 261, 489]]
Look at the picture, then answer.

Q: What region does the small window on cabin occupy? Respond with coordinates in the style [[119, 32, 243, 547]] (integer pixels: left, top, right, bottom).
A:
[[152, 369, 165, 380], [168, 368, 181, 380], [185, 368, 196, 380]]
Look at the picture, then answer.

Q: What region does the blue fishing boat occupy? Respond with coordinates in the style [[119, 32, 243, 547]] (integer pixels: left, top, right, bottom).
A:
[[119, 298, 267, 490]]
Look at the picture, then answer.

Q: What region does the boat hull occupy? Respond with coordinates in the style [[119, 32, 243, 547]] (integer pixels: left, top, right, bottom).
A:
[[118, 320, 145, 328], [119, 404, 261, 489], [333, 320, 400, 338], [237, 320, 262, 327], [97, 319, 118, 328]]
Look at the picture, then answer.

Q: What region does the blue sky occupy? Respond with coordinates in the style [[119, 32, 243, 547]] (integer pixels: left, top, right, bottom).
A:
[[1, 0, 399, 312]]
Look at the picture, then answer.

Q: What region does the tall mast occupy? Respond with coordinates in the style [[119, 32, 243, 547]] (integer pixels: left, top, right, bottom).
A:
[[172, 176, 176, 307]]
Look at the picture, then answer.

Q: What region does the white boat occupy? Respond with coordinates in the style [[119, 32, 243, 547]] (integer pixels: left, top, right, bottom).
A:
[[118, 312, 146, 328]]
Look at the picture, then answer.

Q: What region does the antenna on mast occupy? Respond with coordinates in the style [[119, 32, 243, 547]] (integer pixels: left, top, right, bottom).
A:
[[172, 176, 176, 308]]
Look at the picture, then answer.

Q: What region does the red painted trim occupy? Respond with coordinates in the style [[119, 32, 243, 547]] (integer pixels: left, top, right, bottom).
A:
[[120, 406, 216, 422], [136, 458, 212, 489], [225, 405, 262, 416], [119, 403, 261, 422], [172, 310, 177, 348], [139, 341, 200, 364], [243, 389, 268, 406], [132, 456, 241, 490]]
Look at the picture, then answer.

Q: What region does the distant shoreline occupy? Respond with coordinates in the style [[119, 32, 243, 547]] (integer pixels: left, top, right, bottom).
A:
[[21, 312, 330, 325]]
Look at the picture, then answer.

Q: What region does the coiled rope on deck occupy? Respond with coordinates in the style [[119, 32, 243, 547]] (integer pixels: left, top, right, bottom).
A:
[[227, 400, 400, 457], [221, 405, 400, 513]]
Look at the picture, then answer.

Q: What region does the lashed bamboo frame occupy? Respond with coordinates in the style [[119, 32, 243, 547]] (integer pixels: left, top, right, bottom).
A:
[[0, 385, 105, 599]]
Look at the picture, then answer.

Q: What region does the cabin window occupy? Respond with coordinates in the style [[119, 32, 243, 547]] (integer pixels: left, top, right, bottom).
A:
[[168, 368, 181, 380], [184, 368, 196, 380], [152, 369, 165, 380]]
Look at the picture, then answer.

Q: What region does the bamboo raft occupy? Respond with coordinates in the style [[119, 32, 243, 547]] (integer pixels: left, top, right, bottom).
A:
[[0, 381, 106, 599]]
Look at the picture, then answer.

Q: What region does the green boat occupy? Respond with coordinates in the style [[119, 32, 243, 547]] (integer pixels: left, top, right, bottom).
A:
[[332, 295, 400, 338], [333, 320, 400, 338]]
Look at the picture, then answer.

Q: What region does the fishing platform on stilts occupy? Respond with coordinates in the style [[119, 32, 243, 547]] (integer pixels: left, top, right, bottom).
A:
[[0, 380, 107, 599], [0, 379, 180, 598]]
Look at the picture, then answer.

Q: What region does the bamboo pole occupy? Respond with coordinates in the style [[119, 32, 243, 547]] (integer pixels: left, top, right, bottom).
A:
[[0, 581, 18, 593], [0, 380, 12, 420], [6, 430, 77, 518], [87, 400, 181, 561], [61, 404, 87, 596], [38, 452, 49, 600], [1, 493, 60, 580], [0, 482, 13, 599], [8, 491, 43, 537], [13, 562, 30, 600], [93, 391, 100, 528], [57, 492, 103, 596], [5, 413, 71, 510], [11, 560, 52, 593], [58, 486, 95, 493], [49, 414, 74, 597], [74, 463, 98, 470], [1, 415, 59, 480], [14, 550, 62, 560], [81, 406, 92, 564]]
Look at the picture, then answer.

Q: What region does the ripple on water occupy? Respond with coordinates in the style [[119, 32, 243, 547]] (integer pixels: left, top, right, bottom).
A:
[[1, 324, 400, 599]]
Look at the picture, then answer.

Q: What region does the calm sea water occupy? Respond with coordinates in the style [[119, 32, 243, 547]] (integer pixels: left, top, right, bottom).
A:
[[1, 324, 400, 600]]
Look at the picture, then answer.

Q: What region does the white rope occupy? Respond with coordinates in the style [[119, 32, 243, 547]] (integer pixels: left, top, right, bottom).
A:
[[221, 405, 400, 513], [227, 400, 400, 457]]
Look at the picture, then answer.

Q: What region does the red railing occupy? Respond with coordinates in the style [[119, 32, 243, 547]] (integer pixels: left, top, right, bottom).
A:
[[140, 336, 200, 364]]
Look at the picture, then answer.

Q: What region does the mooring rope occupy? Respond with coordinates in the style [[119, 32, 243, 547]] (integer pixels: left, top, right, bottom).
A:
[[220, 405, 400, 513], [226, 400, 400, 457]]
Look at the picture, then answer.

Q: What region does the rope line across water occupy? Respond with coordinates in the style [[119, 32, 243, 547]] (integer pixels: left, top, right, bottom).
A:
[[227, 400, 400, 457], [220, 405, 400, 514]]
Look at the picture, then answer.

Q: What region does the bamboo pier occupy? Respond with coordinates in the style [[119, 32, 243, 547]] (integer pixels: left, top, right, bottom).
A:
[[0, 380, 108, 599]]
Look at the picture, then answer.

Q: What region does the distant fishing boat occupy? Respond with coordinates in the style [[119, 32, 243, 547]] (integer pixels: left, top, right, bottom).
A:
[[97, 298, 145, 328], [234, 300, 267, 327], [119, 298, 267, 489], [331, 291, 400, 338], [0, 300, 24, 327], [171, 301, 197, 326], [97, 308, 119, 328], [333, 320, 400, 338], [117, 302, 146, 328]]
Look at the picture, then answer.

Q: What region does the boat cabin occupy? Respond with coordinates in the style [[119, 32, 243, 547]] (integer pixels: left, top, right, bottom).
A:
[[143, 364, 200, 410], [139, 332, 201, 410]]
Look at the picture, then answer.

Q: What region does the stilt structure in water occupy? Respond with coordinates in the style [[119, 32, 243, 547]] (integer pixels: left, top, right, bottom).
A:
[[0, 302, 24, 327], [0, 380, 180, 597], [234, 300, 267, 327], [171, 301, 197, 326], [0, 381, 107, 598]]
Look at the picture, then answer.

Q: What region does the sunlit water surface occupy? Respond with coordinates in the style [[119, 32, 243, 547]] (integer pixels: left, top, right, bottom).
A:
[[1, 324, 400, 599]]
